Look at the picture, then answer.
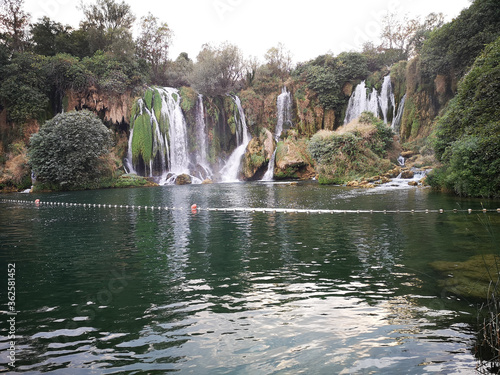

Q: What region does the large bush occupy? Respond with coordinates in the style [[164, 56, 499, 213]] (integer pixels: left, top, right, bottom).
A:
[[28, 110, 113, 189], [428, 36, 500, 197], [308, 112, 393, 184]]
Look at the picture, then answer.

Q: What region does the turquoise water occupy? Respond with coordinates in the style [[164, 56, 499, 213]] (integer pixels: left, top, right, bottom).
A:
[[1, 182, 499, 374]]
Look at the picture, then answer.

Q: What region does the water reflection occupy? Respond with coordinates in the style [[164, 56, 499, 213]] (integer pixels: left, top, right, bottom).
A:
[[1, 184, 498, 373]]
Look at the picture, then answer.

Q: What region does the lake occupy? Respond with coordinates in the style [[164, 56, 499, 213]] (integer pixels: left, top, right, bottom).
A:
[[1, 182, 499, 374]]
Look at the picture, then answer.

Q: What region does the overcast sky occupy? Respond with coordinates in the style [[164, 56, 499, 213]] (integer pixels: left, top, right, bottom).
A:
[[24, 0, 472, 63]]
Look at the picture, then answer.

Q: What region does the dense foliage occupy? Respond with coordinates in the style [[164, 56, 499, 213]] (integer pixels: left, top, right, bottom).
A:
[[428, 36, 500, 197], [295, 52, 369, 111], [308, 112, 394, 184], [420, 0, 500, 80], [28, 110, 113, 189], [189, 42, 244, 97]]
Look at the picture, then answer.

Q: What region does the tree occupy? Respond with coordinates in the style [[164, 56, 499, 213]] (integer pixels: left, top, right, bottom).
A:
[[380, 12, 420, 60], [264, 42, 293, 79], [136, 13, 172, 84], [0, 52, 49, 124], [0, 0, 30, 52], [28, 110, 113, 189], [30, 16, 70, 56], [190, 42, 243, 97], [80, 0, 136, 57], [165, 52, 193, 87], [420, 0, 500, 80]]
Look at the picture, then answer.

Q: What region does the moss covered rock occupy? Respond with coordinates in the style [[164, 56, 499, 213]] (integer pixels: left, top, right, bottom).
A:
[[274, 138, 315, 180]]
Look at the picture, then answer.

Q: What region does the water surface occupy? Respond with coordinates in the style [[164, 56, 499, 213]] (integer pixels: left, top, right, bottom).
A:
[[1, 182, 499, 374]]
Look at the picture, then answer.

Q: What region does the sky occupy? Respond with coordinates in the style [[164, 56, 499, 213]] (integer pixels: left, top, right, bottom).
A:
[[24, 0, 472, 63]]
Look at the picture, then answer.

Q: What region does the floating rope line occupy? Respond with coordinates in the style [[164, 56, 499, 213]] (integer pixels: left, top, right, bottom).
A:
[[1, 198, 500, 215]]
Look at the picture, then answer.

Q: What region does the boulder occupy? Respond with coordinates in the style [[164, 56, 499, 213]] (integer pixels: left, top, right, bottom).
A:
[[175, 174, 192, 185], [400, 169, 414, 179], [274, 139, 315, 180]]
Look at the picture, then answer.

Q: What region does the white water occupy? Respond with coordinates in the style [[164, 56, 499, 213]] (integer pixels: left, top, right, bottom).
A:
[[124, 124, 137, 175], [160, 87, 189, 176], [195, 94, 212, 180], [262, 87, 292, 181], [392, 94, 406, 133], [378, 75, 395, 124], [262, 150, 277, 181], [220, 96, 250, 182], [344, 76, 396, 125], [275, 87, 292, 140]]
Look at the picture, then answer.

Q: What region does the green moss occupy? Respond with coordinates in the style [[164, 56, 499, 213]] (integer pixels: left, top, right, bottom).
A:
[[274, 166, 300, 180], [130, 100, 141, 123], [131, 112, 153, 164], [179, 86, 197, 112], [144, 88, 154, 111], [153, 88, 162, 123]]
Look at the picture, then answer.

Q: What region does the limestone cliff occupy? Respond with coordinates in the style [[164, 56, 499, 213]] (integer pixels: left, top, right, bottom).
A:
[[65, 86, 134, 128]]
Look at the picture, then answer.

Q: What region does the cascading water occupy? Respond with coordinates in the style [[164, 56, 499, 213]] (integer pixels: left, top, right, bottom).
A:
[[378, 75, 395, 124], [262, 87, 292, 181], [124, 124, 137, 175], [275, 87, 292, 140], [220, 95, 250, 182], [344, 75, 396, 125], [195, 94, 212, 180], [344, 81, 369, 124], [127, 87, 205, 185], [392, 94, 406, 133]]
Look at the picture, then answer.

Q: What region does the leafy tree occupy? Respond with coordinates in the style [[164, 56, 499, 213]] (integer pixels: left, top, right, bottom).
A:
[[45, 53, 94, 112], [264, 43, 293, 80], [28, 110, 113, 189], [0, 52, 49, 124], [165, 52, 193, 87], [190, 42, 244, 97], [30, 16, 68, 56], [80, 0, 136, 58], [380, 12, 443, 61], [0, 0, 30, 52], [420, 0, 500, 80], [82, 50, 146, 92], [136, 12, 172, 84], [300, 52, 368, 111], [428, 36, 500, 197]]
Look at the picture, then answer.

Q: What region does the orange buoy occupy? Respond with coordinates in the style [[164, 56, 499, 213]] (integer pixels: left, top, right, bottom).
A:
[[35, 199, 40, 206], [191, 204, 197, 213]]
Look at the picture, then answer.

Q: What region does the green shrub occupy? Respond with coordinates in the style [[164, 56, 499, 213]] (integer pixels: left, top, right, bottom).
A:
[[28, 110, 113, 189]]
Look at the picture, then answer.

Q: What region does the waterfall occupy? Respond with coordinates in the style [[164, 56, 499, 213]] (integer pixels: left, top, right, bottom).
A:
[[220, 95, 250, 182], [124, 125, 136, 175], [344, 75, 395, 125], [262, 87, 292, 181], [262, 150, 277, 181], [378, 75, 395, 124], [275, 87, 292, 139], [344, 81, 370, 124], [127, 87, 206, 185], [367, 88, 379, 118], [160, 87, 189, 175], [392, 94, 406, 133], [195, 94, 212, 180]]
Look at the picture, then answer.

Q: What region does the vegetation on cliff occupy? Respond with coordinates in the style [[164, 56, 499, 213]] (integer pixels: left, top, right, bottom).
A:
[[308, 112, 394, 184], [427, 36, 500, 197]]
